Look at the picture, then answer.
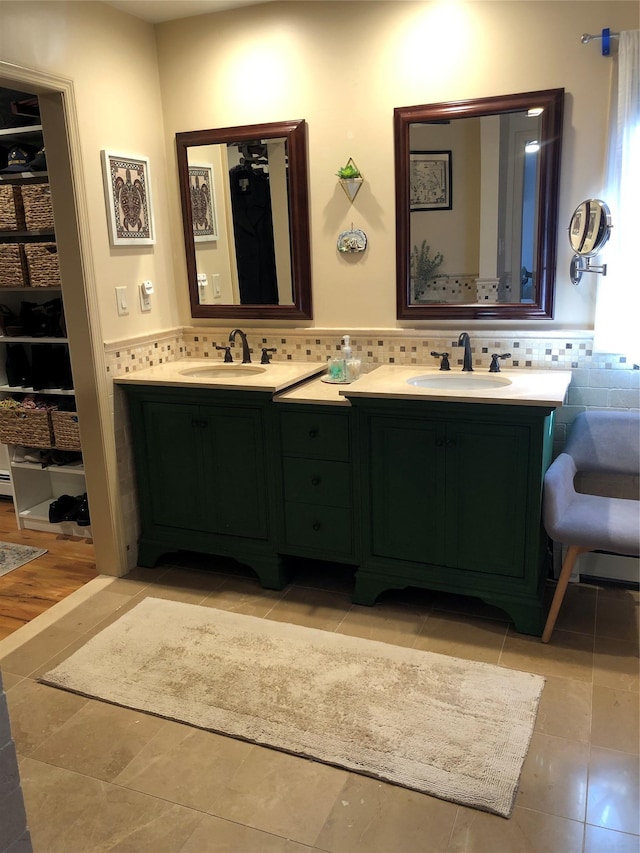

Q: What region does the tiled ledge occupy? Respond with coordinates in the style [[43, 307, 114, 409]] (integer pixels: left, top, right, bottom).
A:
[[104, 326, 637, 377]]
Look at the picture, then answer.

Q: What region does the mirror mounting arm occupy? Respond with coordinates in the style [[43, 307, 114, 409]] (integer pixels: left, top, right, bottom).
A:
[[570, 256, 608, 286]]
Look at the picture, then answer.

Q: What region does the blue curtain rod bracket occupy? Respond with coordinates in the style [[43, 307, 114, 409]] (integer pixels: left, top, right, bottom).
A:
[[580, 28, 620, 56]]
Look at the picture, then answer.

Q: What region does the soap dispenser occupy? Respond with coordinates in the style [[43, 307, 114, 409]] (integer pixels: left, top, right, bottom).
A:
[[342, 335, 361, 382]]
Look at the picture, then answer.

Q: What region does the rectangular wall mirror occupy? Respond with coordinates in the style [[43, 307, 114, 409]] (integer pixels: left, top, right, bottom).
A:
[[176, 119, 312, 320], [395, 89, 564, 320]]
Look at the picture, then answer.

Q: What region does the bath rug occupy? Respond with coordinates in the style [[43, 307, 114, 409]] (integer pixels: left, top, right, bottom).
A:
[[0, 541, 47, 577], [40, 597, 544, 817]]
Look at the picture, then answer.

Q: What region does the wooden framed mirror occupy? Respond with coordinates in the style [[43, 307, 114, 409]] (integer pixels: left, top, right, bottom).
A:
[[395, 89, 564, 320], [176, 119, 312, 320]]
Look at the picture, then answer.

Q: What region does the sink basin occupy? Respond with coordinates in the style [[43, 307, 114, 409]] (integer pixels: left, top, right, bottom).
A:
[[179, 365, 267, 379], [407, 373, 512, 391]]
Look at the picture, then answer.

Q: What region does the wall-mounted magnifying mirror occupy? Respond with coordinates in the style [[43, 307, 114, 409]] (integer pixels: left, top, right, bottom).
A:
[[395, 88, 564, 320], [568, 198, 612, 285], [176, 119, 312, 320]]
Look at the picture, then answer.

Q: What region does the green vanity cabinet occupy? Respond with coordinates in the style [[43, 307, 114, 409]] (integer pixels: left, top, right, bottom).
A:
[[349, 397, 555, 634], [122, 384, 288, 589], [122, 376, 557, 634], [274, 405, 358, 564]]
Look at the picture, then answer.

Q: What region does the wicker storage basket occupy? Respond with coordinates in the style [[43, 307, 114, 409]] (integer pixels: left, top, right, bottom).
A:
[[0, 185, 21, 231], [0, 243, 26, 287], [21, 183, 54, 231], [0, 407, 54, 448], [23, 242, 60, 287], [51, 410, 81, 450]]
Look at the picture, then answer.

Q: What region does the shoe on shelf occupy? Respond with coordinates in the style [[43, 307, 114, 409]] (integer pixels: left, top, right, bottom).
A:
[[49, 494, 80, 523], [50, 450, 82, 467], [75, 493, 91, 526]]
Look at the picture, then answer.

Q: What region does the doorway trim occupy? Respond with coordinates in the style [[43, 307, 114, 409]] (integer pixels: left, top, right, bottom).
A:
[[0, 61, 127, 576]]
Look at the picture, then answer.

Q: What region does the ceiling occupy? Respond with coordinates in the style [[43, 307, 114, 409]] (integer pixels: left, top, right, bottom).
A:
[[102, 0, 271, 23]]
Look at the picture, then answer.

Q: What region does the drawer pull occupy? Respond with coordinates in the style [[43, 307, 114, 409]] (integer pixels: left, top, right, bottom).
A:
[[308, 428, 318, 438], [311, 476, 321, 486], [312, 521, 321, 531]]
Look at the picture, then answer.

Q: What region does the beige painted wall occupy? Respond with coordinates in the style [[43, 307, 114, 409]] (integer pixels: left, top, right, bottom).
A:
[[0, 0, 178, 345], [156, 0, 638, 332], [0, 0, 637, 342]]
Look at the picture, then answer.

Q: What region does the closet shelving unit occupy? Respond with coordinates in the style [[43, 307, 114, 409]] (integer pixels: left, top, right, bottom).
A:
[[0, 120, 88, 536]]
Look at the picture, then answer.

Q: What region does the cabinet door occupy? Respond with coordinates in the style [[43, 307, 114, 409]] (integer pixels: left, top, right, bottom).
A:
[[444, 421, 529, 577], [140, 400, 208, 531], [203, 405, 268, 540], [368, 415, 446, 564]]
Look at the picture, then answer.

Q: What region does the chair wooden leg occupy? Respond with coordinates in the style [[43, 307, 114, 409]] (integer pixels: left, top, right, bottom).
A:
[[541, 545, 590, 643]]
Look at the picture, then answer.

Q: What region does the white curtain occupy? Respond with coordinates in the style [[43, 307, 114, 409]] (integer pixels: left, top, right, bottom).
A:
[[593, 30, 640, 360]]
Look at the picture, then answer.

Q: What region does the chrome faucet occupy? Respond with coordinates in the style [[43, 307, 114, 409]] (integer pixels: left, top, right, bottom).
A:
[[458, 332, 473, 372], [229, 328, 251, 363]]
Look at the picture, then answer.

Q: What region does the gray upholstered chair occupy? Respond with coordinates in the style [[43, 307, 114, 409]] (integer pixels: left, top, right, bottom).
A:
[[541, 410, 640, 643]]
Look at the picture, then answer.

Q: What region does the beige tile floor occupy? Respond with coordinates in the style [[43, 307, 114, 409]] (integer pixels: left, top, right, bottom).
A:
[[1, 555, 638, 853]]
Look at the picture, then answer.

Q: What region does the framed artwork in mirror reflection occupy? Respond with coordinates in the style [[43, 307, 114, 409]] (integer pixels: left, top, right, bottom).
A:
[[188, 164, 218, 242], [409, 150, 452, 211], [100, 151, 155, 246]]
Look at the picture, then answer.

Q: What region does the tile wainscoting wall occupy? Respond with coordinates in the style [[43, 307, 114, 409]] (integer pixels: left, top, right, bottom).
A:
[[106, 328, 639, 572]]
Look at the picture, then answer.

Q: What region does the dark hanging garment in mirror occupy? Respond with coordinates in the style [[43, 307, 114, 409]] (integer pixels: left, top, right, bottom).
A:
[[229, 164, 279, 304]]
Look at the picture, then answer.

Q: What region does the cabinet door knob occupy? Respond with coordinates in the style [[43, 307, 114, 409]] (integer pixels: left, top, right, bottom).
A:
[[312, 521, 321, 531], [308, 428, 318, 438], [446, 438, 456, 448], [311, 476, 321, 486], [435, 437, 445, 447]]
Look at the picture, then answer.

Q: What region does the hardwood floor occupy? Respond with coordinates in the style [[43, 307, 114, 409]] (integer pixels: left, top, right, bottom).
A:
[[0, 497, 97, 640]]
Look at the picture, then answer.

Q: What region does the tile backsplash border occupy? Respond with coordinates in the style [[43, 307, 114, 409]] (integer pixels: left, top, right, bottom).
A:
[[105, 326, 637, 373]]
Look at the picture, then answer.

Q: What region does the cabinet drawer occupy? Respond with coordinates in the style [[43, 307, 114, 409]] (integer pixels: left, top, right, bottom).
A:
[[279, 410, 350, 461], [283, 458, 351, 507], [283, 502, 352, 554]]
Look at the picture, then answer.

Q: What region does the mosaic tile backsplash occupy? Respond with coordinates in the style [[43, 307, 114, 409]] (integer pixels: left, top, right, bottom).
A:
[[105, 327, 638, 369], [107, 327, 639, 570]]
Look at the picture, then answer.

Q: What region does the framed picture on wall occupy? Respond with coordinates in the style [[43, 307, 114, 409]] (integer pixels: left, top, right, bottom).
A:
[[101, 151, 155, 246], [188, 164, 219, 242], [409, 150, 452, 211]]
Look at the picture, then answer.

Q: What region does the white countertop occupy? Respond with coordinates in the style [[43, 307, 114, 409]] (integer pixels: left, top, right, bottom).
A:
[[273, 375, 352, 406], [338, 364, 572, 407], [113, 359, 572, 408], [113, 359, 326, 393]]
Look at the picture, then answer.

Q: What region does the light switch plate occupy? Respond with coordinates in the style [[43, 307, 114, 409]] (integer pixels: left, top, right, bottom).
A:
[[139, 281, 152, 312], [115, 286, 128, 316]]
